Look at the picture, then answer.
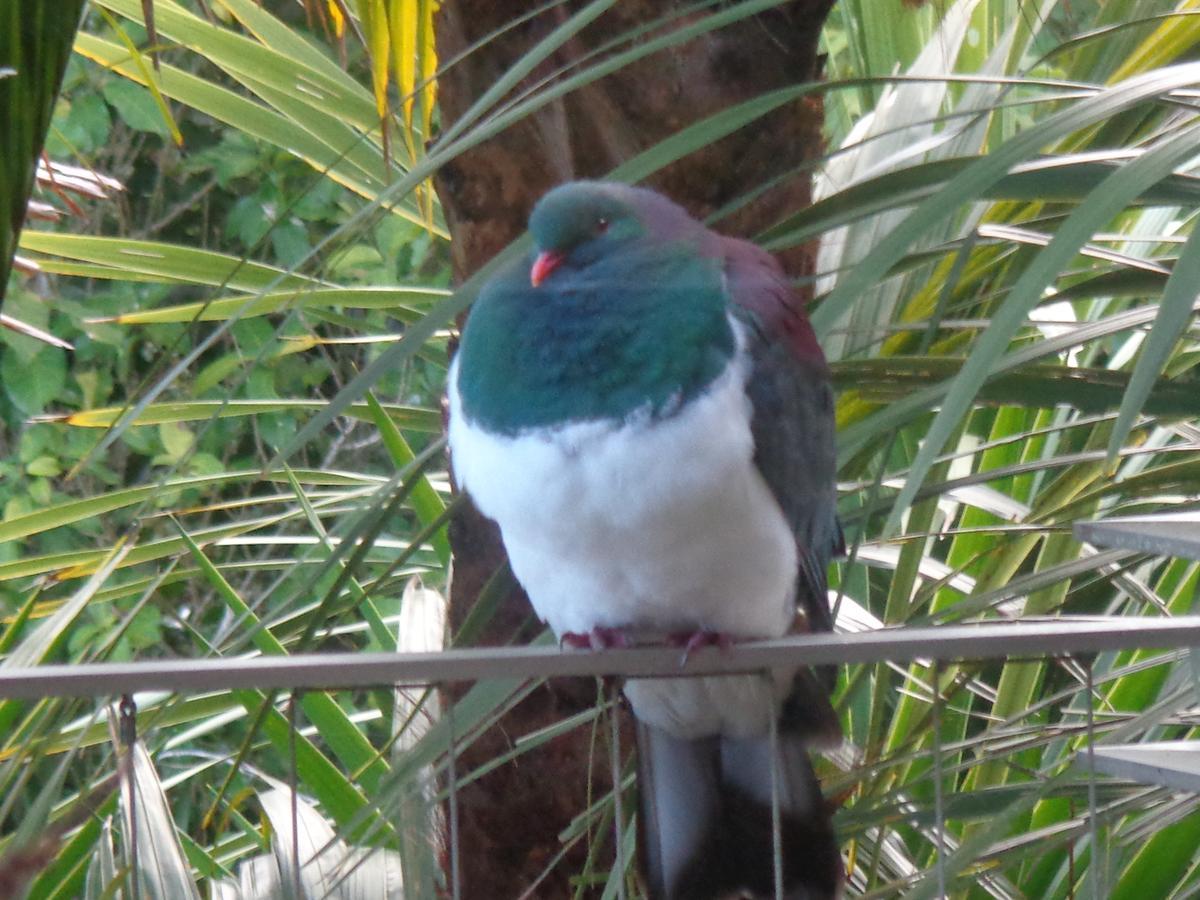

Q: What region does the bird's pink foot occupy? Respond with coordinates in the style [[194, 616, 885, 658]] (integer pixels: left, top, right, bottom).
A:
[[668, 629, 734, 666], [560, 626, 631, 651]]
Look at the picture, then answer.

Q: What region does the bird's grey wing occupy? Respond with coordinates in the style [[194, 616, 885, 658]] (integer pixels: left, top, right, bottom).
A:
[[723, 238, 842, 638]]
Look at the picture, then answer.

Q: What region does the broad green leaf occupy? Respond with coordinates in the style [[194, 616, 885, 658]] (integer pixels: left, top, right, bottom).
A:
[[0, 0, 85, 299], [0, 469, 380, 545], [95, 0, 379, 131], [177, 527, 391, 793], [813, 62, 1200, 339], [1107, 218, 1200, 463], [1, 345, 66, 416], [881, 110, 1200, 532], [4, 539, 131, 666], [101, 286, 444, 325], [763, 154, 1200, 249], [34, 399, 440, 432], [834, 357, 1200, 416], [19, 232, 323, 291], [365, 392, 449, 566], [71, 31, 430, 224], [121, 741, 202, 899]]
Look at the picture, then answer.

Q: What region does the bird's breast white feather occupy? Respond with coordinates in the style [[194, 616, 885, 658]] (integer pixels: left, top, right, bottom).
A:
[[447, 330, 797, 646]]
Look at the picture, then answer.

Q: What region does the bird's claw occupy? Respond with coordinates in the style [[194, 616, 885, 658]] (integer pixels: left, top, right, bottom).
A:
[[669, 629, 734, 667], [560, 626, 631, 651]]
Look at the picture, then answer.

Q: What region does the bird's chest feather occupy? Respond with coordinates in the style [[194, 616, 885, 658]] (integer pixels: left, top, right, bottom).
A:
[[448, 355, 798, 639]]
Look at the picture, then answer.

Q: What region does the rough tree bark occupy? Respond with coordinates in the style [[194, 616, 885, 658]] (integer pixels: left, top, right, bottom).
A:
[[433, 3, 835, 895]]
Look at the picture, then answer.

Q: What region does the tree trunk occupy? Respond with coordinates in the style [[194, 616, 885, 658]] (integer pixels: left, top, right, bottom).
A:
[[433, 3, 834, 895]]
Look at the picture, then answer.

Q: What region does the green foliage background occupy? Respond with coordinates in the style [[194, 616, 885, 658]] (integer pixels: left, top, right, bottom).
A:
[[3, 1, 1200, 897]]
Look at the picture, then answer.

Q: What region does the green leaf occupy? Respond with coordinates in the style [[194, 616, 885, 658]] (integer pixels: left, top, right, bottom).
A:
[[19, 232, 324, 291], [101, 75, 170, 135], [0, 469, 375, 545], [2, 346, 67, 416], [365, 392, 449, 566], [157, 421, 193, 461], [57, 92, 112, 153], [1107, 217, 1200, 464], [34, 398, 440, 431], [834, 358, 1200, 416], [0, 0, 86, 294], [813, 63, 1200, 338], [121, 742, 202, 900], [101, 286, 441, 326], [881, 107, 1200, 534], [25, 456, 61, 478], [176, 525, 392, 794], [762, 154, 1200, 249]]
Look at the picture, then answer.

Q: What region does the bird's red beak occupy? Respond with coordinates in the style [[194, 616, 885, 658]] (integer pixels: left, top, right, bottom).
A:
[[530, 250, 565, 287]]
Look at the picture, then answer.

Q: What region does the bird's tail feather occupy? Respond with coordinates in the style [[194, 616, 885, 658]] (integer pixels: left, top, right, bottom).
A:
[[636, 718, 842, 900]]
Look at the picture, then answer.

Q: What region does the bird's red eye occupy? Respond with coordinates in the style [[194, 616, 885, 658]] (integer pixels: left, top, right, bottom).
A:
[[595, 218, 609, 234]]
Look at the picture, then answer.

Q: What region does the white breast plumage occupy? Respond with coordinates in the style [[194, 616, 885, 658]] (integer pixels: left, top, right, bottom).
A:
[[446, 328, 798, 645]]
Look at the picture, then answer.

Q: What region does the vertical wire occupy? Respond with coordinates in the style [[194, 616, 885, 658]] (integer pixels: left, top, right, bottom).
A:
[[1084, 658, 1101, 900], [931, 661, 946, 900], [608, 680, 628, 900], [447, 687, 462, 900], [767, 675, 784, 900], [288, 691, 301, 900], [119, 695, 140, 900]]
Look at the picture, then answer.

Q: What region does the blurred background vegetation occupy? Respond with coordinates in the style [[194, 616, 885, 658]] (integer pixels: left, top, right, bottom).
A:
[[3, 1, 1200, 897]]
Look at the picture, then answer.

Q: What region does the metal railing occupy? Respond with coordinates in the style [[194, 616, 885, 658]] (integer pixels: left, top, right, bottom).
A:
[[3, 616, 1200, 898], [4, 617, 1200, 699]]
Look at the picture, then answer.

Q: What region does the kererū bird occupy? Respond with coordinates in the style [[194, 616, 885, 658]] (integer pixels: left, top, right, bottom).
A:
[[447, 181, 843, 899]]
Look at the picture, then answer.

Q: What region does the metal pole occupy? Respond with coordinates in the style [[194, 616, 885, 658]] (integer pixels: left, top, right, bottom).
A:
[[5, 619, 1200, 699], [119, 695, 140, 900], [447, 693, 461, 900], [932, 661, 946, 900], [608, 681, 628, 900], [767, 681, 784, 900], [1085, 660, 1101, 900]]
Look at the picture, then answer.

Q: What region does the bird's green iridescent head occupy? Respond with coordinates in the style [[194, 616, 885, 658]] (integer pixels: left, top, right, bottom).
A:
[[455, 181, 734, 434], [527, 181, 704, 286]]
